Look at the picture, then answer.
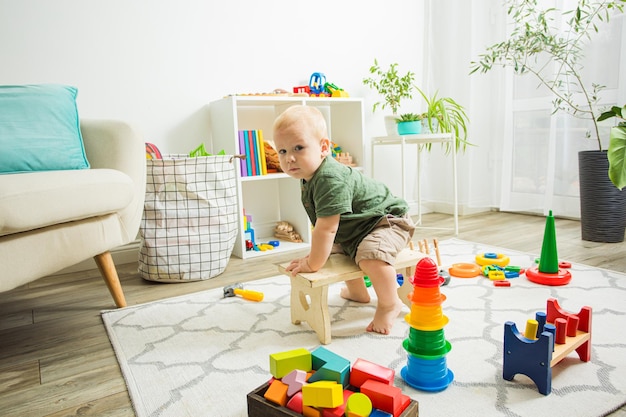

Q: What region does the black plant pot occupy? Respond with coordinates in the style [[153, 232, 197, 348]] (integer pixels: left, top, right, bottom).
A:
[[578, 150, 626, 243]]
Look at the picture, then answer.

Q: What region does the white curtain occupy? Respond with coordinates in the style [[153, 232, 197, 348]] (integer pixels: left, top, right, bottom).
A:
[[495, 1, 625, 219], [423, 0, 625, 219], [419, 0, 507, 216]]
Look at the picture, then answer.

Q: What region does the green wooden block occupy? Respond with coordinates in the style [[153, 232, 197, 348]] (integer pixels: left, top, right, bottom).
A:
[[269, 348, 312, 379]]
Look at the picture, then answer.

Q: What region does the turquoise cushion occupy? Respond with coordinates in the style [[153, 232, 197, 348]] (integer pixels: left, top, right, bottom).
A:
[[0, 84, 90, 173]]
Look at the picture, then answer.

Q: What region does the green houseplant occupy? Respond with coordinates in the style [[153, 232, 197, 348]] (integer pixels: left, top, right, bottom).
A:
[[598, 105, 626, 189], [363, 59, 416, 135], [470, 0, 626, 242], [416, 86, 471, 153]]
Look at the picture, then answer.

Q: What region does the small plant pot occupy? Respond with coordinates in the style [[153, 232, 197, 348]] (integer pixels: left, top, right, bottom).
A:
[[384, 115, 398, 136], [422, 118, 439, 134], [397, 120, 422, 135]]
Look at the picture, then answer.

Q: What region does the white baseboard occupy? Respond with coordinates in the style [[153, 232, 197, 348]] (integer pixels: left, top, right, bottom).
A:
[[408, 202, 492, 217]]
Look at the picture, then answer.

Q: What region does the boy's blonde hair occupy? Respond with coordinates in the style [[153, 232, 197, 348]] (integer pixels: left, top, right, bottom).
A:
[[273, 105, 327, 139]]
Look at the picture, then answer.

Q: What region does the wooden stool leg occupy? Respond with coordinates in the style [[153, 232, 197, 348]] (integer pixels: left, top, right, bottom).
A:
[[290, 276, 331, 344], [290, 276, 306, 325], [397, 265, 415, 308]]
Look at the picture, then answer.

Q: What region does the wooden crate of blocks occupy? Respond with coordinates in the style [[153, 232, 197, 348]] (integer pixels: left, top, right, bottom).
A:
[[247, 346, 419, 417]]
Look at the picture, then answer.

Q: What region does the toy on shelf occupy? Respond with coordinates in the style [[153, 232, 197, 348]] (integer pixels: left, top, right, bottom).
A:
[[309, 72, 328, 96], [401, 257, 454, 392], [295, 73, 350, 97], [335, 152, 355, 167], [503, 298, 592, 395], [526, 210, 572, 286], [324, 82, 349, 97], [293, 85, 311, 95], [274, 221, 303, 243], [247, 346, 418, 417], [243, 210, 256, 250]]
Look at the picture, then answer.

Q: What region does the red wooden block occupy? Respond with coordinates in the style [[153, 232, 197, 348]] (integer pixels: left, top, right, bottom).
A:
[[286, 391, 304, 414], [349, 358, 394, 388], [494, 280, 511, 287], [360, 380, 411, 417]]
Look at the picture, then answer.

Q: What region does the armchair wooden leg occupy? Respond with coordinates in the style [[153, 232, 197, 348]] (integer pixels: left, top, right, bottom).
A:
[[94, 251, 127, 308]]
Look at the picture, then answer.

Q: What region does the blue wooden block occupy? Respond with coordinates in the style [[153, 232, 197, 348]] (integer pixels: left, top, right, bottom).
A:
[[370, 409, 393, 417], [307, 346, 351, 387]]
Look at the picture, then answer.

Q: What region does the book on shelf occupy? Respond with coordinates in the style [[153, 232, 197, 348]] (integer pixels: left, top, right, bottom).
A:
[[249, 130, 259, 176], [237, 130, 248, 176], [238, 129, 270, 177]]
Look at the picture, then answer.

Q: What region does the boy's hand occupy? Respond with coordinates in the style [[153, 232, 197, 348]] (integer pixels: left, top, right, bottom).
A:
[[285, 256, 314, 275]]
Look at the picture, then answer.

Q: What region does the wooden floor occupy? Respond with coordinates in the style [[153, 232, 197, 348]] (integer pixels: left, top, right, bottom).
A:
[[1, 211, 625, 417]]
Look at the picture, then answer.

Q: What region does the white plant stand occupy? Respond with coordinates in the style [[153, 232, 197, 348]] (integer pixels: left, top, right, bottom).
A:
[[371, 133, 458, 235]]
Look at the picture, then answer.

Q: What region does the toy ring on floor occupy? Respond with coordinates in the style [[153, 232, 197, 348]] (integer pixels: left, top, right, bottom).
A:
[[475, 252, 510, 267], [449, 263, 481, 278]]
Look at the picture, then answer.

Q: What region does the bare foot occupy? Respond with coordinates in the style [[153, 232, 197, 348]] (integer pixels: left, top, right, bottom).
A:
[[366, 301, 404, 335], [340, 286, 371, 303]]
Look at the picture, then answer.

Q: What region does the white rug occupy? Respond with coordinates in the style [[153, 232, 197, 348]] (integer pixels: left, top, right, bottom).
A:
[[102, 239, 626, 417]]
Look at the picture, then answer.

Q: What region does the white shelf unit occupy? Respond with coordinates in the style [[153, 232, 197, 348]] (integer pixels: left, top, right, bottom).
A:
[[209, 95, 365, 259], [371, 133, 459, 235]]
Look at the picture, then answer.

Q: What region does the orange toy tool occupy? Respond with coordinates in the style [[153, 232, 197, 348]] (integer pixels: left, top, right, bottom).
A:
[[223, 283, 264, 302]]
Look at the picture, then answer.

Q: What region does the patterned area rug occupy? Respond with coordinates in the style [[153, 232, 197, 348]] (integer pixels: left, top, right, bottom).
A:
[[102, 239, 626, 417]]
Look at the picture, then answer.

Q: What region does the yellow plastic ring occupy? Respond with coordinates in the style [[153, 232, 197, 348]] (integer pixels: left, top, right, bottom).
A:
[[475, 252, 510, 267]]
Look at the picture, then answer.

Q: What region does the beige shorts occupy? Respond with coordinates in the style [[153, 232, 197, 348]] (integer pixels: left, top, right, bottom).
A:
[[355, 214, 415, 266]]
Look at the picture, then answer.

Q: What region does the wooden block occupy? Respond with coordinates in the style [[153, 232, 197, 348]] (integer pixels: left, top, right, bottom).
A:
[[247, 382, 418, 417], [308, 346, 350, 387], [264, 379, 289, 407], [360, 380, 412, 417], [349, 358, 394, 388], [302, 381, 343, 408], [270, 348, 312, 378]]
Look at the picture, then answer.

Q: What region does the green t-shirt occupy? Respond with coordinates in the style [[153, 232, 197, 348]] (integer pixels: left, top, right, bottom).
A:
[[300, 156, 408, 259]]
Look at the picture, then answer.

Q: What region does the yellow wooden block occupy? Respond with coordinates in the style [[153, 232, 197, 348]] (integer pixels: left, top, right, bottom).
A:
[[302, 380, 343, 408], [270, 348, 312, 378]]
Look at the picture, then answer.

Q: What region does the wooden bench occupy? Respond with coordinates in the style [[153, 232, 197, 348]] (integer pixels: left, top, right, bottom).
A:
[[277, 248, 427, 345]]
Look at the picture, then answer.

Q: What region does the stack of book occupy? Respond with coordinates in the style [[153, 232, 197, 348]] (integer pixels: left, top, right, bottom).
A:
[[238, 130, 268, 177]]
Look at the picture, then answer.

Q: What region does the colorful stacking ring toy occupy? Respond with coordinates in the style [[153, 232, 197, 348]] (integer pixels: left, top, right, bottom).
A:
[[475, 252, 510, 267], [448, 263, 481, 278]]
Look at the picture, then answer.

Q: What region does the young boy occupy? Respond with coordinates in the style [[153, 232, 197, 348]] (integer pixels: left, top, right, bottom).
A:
[[272, 105, 415, 335]]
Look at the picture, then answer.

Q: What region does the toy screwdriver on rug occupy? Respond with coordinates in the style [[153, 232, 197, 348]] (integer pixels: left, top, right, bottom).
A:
[[223, 283, 264, 302]]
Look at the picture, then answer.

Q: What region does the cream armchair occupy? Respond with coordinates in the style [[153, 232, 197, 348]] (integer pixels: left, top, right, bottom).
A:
[[0, 119, 146, 307]]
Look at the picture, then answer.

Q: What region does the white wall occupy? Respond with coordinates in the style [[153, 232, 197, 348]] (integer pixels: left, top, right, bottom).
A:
[[0, 0, 425, 154]]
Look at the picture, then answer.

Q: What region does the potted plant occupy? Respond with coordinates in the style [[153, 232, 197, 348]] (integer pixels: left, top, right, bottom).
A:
[[470, 0, 626, 242], [415, 86, 471, 153], [363, 59, 416, 135], [395, 112, 424, 135]]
